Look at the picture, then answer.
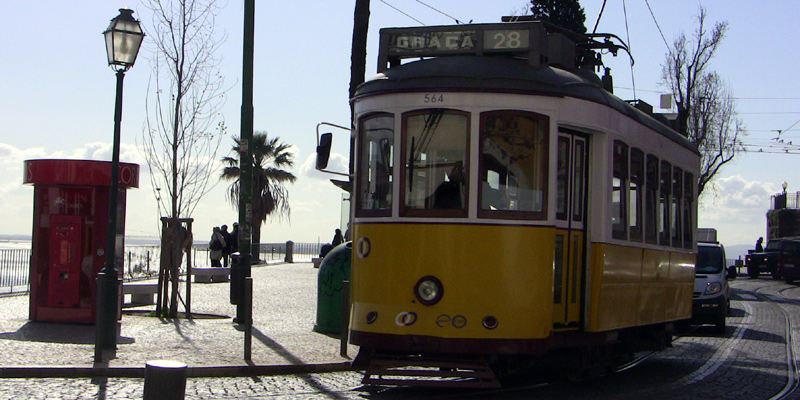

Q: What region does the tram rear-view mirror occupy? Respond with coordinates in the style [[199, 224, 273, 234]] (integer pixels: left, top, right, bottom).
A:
[[316, 132, 332, 170]]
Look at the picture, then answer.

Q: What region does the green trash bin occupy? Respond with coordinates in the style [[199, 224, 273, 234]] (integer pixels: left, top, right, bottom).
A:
[[313, 241, 352, 334]]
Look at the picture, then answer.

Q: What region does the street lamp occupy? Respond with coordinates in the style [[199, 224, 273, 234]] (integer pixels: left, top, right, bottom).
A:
[[95, 8, 144, 362]]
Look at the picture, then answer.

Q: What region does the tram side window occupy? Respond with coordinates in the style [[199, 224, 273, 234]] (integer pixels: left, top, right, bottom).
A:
[[659, 160, 672, 246], [629, 148, 644, 242], [402, 109, 469, 217], [671, 167, 683, 248], [612, 141, 628, 240], [479, 111, 549, 220], [683, 172, 694, 248], [356, 113, 394, 217], [645, 155, 659, 244]]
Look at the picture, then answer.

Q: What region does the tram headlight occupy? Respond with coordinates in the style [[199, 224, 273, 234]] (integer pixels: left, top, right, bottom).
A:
[[704, 282, 722, 295], [414, 276, 443, 306]]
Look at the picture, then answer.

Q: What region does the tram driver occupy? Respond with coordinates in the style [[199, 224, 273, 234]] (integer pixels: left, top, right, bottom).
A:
[[432, 162, 465, 209]]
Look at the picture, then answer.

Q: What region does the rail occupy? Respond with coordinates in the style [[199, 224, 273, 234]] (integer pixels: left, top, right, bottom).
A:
[[0, 241, 324, 295]]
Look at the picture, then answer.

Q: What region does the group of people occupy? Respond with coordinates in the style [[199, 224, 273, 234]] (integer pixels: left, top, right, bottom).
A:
[[209, 223, 239, 267]]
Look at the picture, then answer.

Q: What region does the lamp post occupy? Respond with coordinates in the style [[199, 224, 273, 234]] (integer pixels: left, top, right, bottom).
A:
[[95, 8, 144, 362]]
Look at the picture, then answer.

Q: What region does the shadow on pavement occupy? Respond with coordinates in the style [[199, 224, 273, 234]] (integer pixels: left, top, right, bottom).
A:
[[0, 321, 134, 345]]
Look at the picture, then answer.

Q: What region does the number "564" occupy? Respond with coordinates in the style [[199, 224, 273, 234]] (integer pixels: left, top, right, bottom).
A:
[[423, 93, 444, 104]]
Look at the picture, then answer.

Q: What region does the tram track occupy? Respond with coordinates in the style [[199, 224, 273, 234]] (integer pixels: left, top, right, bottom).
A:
[[751, 283, 800, 400]]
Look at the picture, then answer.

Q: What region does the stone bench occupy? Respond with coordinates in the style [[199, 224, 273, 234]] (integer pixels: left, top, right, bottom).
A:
[[192, 267, 230, 283], [122, 282, 159, 306]]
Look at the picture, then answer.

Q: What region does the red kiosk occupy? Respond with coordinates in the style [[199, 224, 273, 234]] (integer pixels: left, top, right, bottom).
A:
[[23, 159, 139, 323]]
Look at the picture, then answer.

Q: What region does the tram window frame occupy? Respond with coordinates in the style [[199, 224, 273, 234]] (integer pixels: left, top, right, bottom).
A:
[[629, 148, 644, 242], [355, 112, 395, 218], [556, 136, 570, 221], [400, 109, 470, 218], [612, 140, 628, 240], [477, 110, 549, 221], [671, 167, 683, 248], [659, 160, 672, 246], [645, 155, 659, 245], [683, 172, 694, 249]]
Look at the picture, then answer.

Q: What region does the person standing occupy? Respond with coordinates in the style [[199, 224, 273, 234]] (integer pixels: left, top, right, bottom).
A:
[[209, 226, 225, 267], [332, 228, 344, 247], [755, 237, 764, 252], [220, 225, 233, 268]]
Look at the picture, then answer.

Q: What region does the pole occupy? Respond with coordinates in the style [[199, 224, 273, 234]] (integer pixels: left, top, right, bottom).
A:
[[237, 1, 255, 362], [95, 69, 125, 361]]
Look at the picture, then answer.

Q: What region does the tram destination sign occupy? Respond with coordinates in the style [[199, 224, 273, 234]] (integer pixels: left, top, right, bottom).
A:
[[383, 25, 532, 58]]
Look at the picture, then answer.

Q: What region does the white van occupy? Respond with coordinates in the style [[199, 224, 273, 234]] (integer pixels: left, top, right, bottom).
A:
[[692, 229, 731, 333]]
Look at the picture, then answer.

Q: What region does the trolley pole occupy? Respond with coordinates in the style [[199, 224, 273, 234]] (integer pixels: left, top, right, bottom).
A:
[[237, 0, 255, 358]]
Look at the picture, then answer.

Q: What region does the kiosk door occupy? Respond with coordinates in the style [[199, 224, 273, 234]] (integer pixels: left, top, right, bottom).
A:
[[47, 214, 82, 307]]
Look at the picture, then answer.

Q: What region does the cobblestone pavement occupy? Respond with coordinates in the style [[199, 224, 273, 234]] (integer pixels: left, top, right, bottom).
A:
[[0, 262, 357, 367], [2, 273, 800, 399]]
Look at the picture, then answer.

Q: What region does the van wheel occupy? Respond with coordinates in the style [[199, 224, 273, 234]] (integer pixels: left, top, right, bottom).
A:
[[748, 268, 758, 278], [771, 270, 782, 280]]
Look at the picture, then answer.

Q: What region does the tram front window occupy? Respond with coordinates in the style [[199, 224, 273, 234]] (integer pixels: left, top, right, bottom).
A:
[[479, 111, 548, 219], [402, 109, 469, 217], [356, 113, 394, 216]]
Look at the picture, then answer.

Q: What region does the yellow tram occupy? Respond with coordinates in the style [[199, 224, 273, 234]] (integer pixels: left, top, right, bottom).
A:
[[321, 20, 699, 387]]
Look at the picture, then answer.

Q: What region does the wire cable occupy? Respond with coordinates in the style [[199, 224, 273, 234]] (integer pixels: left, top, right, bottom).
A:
[[380, 0, 425, 25], [644, 0, 671, 52], [415, 0, 463, 24], [622, 0, 636, 99], [592, 0, 608, 34]]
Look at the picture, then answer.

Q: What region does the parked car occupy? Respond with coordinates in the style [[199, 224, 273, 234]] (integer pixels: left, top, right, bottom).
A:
[[746, 237, 800, 280], [692, 240, 731, 333]]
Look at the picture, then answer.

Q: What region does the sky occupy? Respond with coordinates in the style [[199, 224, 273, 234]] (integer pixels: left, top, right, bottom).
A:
[[1, 1, 798, 257]]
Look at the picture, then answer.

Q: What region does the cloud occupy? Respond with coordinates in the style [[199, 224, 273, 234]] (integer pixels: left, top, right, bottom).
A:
[[699, 175, 778, 245], [299, 151, 349, 180]]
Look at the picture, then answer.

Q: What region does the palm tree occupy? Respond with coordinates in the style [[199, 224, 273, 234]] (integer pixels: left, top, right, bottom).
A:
[[221, 132, 296, 259]]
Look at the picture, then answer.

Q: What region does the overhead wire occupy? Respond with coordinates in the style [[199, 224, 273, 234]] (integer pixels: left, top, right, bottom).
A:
[[592, 0, 608, 34], [379, 0, 425, 26], [621, 0, 636, 99], [644, 0, 671, 52], [414, 0, 465, 24]]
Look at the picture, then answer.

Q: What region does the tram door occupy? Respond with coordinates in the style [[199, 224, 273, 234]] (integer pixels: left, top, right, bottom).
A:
[[553, 130, 588, 329]]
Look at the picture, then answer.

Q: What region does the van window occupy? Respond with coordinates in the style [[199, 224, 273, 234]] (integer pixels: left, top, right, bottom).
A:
[[696, 246, 724, 274]]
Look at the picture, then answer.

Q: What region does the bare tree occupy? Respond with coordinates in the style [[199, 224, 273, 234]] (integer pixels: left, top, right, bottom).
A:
[[140, 0, 227, 317], [662, 7, 743, 196]]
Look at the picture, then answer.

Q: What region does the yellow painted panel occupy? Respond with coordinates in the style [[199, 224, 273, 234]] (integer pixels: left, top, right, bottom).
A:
[[587, 244, 642, 331], [351, 223, 555, 339], [588, 244, 694, 332]]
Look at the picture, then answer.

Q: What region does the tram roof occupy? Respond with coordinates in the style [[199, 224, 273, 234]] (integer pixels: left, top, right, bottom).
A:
[[355, 56, 698, 154]]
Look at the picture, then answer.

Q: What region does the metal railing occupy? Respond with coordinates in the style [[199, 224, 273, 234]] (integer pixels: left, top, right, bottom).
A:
[[0, 249, 30, 294], [1, 241, 324, 295]]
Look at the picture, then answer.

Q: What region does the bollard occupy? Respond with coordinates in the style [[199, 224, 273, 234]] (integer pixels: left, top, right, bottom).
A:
[[143, 360, 187, 400], [285, 240, 294, 263], [230, 252, 241, 305]]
